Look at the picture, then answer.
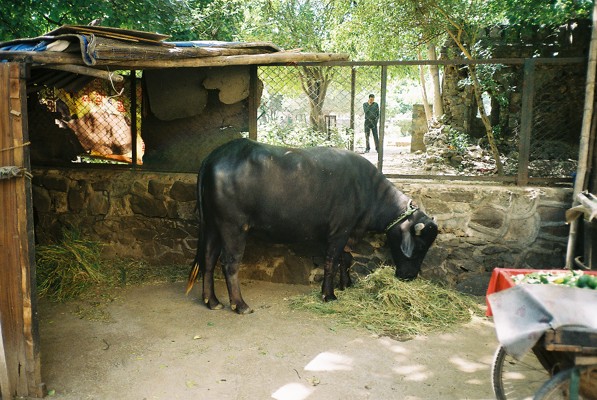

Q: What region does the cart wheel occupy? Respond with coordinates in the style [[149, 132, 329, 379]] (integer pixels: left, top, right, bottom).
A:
[[533, 366, 597, 400], [492, 345, 550, 400]]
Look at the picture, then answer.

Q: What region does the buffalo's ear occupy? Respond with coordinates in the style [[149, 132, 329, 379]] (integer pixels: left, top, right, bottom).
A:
[[400, 221, 415, 258]]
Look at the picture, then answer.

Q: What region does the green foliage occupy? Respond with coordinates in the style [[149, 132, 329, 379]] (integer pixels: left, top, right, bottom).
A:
[[447, 127, 473, 153], [0, 0, 245, 42], [254, 122, 352, 149]]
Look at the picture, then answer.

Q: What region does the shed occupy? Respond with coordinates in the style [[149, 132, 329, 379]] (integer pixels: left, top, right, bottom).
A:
[[0, 25, 348, 398]]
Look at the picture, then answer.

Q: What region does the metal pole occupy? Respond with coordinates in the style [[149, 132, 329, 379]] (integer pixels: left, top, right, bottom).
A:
[[517, 59, 535, 186], [378, 65, 387, 171], [350, 67, 356, 151]]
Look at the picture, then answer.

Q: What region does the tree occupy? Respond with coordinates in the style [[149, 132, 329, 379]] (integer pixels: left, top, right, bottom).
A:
[[336, 0, 592, 175], [0, 0, 243, 42], [238, 0, 350, 132]]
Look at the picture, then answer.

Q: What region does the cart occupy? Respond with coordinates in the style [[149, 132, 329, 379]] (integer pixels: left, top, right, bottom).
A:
[[486, 268, 597, 399]]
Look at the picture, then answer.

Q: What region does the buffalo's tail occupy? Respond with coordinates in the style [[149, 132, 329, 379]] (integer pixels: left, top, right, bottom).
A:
[[185, 161, 207, 295], [185, 261, 200, 295]]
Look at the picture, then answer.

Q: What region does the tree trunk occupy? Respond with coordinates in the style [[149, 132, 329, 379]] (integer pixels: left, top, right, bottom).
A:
[[417, 51, 433, 123], [298, 66, 332, 132], [445, 30, 504, 175], [427, 43, 443, 119]]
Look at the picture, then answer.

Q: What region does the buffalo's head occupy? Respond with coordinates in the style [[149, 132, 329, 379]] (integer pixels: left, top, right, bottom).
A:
[[386, 210, 438, 280]]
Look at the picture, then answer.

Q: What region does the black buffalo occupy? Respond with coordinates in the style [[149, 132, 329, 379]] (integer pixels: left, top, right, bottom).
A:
[[186, 138, 438, 314]]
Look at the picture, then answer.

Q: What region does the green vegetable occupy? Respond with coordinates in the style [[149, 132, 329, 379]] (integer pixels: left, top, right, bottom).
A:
[[511, 270, 597, 290]]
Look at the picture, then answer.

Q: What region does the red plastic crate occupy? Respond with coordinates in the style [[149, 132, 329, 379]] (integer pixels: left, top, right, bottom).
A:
[[485, 268, 597, 316]]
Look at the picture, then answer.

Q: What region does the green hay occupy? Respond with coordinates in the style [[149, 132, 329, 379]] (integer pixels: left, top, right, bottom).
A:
[[36, 230, 105, 301], [289, 266, 483, 340], [36, 230, 189, 302]]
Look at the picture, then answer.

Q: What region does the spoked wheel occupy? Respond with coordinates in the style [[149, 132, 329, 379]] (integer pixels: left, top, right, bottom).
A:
[[492, 345, 551, 400], [533, 366, 597, 400]]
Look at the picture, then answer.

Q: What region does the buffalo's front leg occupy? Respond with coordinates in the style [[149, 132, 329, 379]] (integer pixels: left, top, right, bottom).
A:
[[338, 251, 353, 290], [223, 262, 252, 314], [321, 257, 337, 302], [322, 241, 345, 301]]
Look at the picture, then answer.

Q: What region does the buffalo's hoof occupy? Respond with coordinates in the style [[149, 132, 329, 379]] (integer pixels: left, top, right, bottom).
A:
[[322, 293, 337, 302], [231, 303, 254, 315], [204, 298, 224, 310]]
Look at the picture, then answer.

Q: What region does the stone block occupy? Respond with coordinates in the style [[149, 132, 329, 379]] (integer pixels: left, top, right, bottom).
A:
[[68, 187, 86, 212], [148, 180, 168, 198], [170, 181, 196, 202], [89, 191, 109, 215], [32, 186, 52, 212], [42, 175, 69, 191], [130, 194, 168, 217], [470, 206, 505, 230], [537, 205, 566, 223]]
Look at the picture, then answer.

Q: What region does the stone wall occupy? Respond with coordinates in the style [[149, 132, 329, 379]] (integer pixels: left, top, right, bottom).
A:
[[441, 19, 590, 143], [31, 168, 572, 293]]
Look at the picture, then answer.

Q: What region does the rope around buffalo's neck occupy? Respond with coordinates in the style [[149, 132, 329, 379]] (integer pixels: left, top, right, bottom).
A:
[[384, 199, 418, 232]]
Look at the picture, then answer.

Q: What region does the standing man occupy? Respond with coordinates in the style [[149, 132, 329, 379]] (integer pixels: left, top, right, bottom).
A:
[[363, 94, 379, 153]]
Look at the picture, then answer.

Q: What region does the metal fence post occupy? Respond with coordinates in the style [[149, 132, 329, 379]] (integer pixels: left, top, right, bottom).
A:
[[378, 65, 388, 171], [517, 59, 536, 186], [350, 67, 356, 151]]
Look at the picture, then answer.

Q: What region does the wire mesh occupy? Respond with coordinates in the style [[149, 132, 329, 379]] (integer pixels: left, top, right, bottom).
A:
[[25, 59, 585, 182], [257, 60, 585, 181], [34, 75, 143, 165]]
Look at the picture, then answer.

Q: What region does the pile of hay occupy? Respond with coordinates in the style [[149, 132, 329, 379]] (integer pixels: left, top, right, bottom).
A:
[[36, 230, 188, 302], [36, 230, 105, 301], [289, 266, 482, 340]]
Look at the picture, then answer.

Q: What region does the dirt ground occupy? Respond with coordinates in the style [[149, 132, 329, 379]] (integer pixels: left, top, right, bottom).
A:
[[39, 279, 499, 400]]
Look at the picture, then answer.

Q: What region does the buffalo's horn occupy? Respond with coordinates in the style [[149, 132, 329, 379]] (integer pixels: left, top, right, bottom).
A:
[[414, 222, 425, 235]]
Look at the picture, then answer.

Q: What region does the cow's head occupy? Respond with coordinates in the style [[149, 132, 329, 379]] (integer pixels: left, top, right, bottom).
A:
[[386, 209, 438, 280]]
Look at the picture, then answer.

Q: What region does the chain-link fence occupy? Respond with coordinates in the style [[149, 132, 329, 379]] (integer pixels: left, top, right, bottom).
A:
[[257, 59, 586, 183], [26, 58, 586, 184], [30, 73, 143, 166]]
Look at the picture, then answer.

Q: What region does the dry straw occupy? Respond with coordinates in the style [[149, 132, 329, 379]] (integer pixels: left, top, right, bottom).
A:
[[289, 266, 482, 340], [36, 230, 105, 301]]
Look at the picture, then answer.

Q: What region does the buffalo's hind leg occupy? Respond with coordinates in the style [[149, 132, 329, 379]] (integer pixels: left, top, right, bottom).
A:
[[202, 231, 224, 310], [220, 233, 252, 314]]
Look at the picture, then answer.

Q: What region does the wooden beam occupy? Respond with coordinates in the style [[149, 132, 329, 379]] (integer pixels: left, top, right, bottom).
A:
[[40, 64, 124, 82], [248, 65, 258, 140]]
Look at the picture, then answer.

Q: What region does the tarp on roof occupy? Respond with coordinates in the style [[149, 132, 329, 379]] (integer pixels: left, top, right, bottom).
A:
[[0, 25, 346, 68]]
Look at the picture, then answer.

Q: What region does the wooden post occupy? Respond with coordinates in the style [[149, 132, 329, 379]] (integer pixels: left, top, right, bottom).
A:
[[0, 62, 44, 398], [378, 65, 388, 171], [517, 59, 535, 186], [248, 65, 258, 140]]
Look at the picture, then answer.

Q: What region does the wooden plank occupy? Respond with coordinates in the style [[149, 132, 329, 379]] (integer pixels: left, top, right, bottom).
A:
[[248, 65, 258, 140], [0, 62, 43, 399], [45, 24, 171, 43]]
